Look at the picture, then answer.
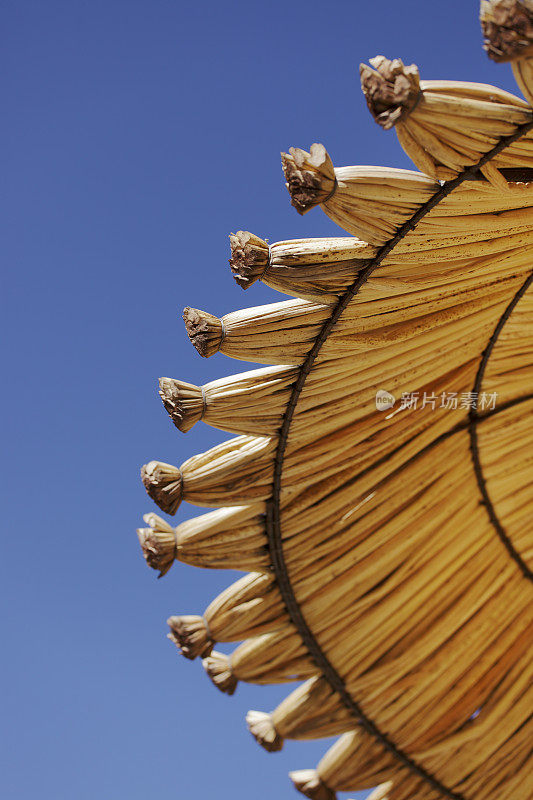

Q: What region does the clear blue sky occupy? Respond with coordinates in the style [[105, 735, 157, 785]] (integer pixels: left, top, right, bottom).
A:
[[1, 2, 520, 798]]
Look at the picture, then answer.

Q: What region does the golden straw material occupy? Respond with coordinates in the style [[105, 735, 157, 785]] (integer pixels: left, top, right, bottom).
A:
[[136, 7, 533, 800]]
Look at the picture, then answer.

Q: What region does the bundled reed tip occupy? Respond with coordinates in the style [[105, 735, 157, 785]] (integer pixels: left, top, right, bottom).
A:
[[359, 55, 420, 129], [229, 231, 269, 289], [183, 306, 224, 358], [167, 615, 214, 660], [480, 0, 533, 61], [202, 651, 237, 695], [280, 144, 336, 214], [289, 770, 336, 800], [140, 461, 183, 515], [246, 710, 283, 752], [136, 513, 176, 577], [158, 377, 205, 433]]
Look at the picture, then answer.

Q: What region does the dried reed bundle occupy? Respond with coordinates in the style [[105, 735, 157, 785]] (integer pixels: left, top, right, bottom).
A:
[[247, 676, 352, 751], [360, 55, 532, 185], [167, 572, 288, 661], [183, 300, 330, 365], [137, 504, 268, 576], [141, 435, 276, 514], [290, 729, 403, 798], [159, 365, 296, 436], [203, 627, 318, 694], [281, 149, 436, 244], [230, 232, 376, 302]]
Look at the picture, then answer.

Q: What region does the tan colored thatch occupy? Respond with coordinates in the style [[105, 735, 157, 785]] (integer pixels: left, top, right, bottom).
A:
[[136, 5, 533, 800]]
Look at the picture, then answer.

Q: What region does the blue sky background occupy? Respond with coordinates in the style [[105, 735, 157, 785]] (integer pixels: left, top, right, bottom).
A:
[[1, 2, 522, 799]]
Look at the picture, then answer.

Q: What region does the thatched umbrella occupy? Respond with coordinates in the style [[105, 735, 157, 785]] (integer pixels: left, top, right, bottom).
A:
[[137, 3, 533, 799]]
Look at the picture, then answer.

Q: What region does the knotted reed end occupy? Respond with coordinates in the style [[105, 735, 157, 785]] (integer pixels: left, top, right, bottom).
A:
[[136, 513, 176, 577], [281, 143, 336, 214], [360, 56, 420, 129], [229, 231, 270, 289], [158, 377, 204, 433], [167, 615, 214, 660], [183, 307, 224, 358], [246, 710, 283, 752], [202, 651, 238, 695], [141, 461, 183, 515], [481, 0, 533, 61], [289, 770, 336, 800]]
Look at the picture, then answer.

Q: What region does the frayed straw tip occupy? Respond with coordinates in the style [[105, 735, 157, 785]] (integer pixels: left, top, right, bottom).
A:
[[246, 710, 283, 752], [141, 461, 183, 515], [229, 231, 269, 289], [359, 55, 420, 130], [158, 377, 204, 433], [280, 143, 336, 215], [183, 306, 224, 358], [167, 615, 214, 660], [289, 771, 336, 800], [480, 0, 533, 62], [136, 513, 176, 577], [202, 651, 238, 695]]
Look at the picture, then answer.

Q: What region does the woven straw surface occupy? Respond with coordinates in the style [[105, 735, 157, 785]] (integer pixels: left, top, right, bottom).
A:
[[137, 5, 532, 799]]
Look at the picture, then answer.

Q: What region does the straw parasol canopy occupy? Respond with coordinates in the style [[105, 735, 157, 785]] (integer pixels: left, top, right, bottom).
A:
[[137, 4, 532, 799]]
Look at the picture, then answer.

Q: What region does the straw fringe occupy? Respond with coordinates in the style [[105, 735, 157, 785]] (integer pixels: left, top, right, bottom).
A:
[[290, 770, 336, 800], [140, 461, 183, 515], [246, 710, 284, 752], [136, 513, 176, 577], [203, 628, 318, 693], [481, 0, 533, 62], [160, 366, 296, 437], [142, 436, 276, 514], [158, 377, 204, 433], [248, 676, 353, 751], [183, 307, 223, 358], [202, 651, 238, 695], [229, 231, 269, 289], [184, 299, 331, 366], [136, 504, 268, 575], [231, 235, 376, 303], [281, 143, 336, 214], [360, 56, 421, 129], [167, 615, 213, 660]]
